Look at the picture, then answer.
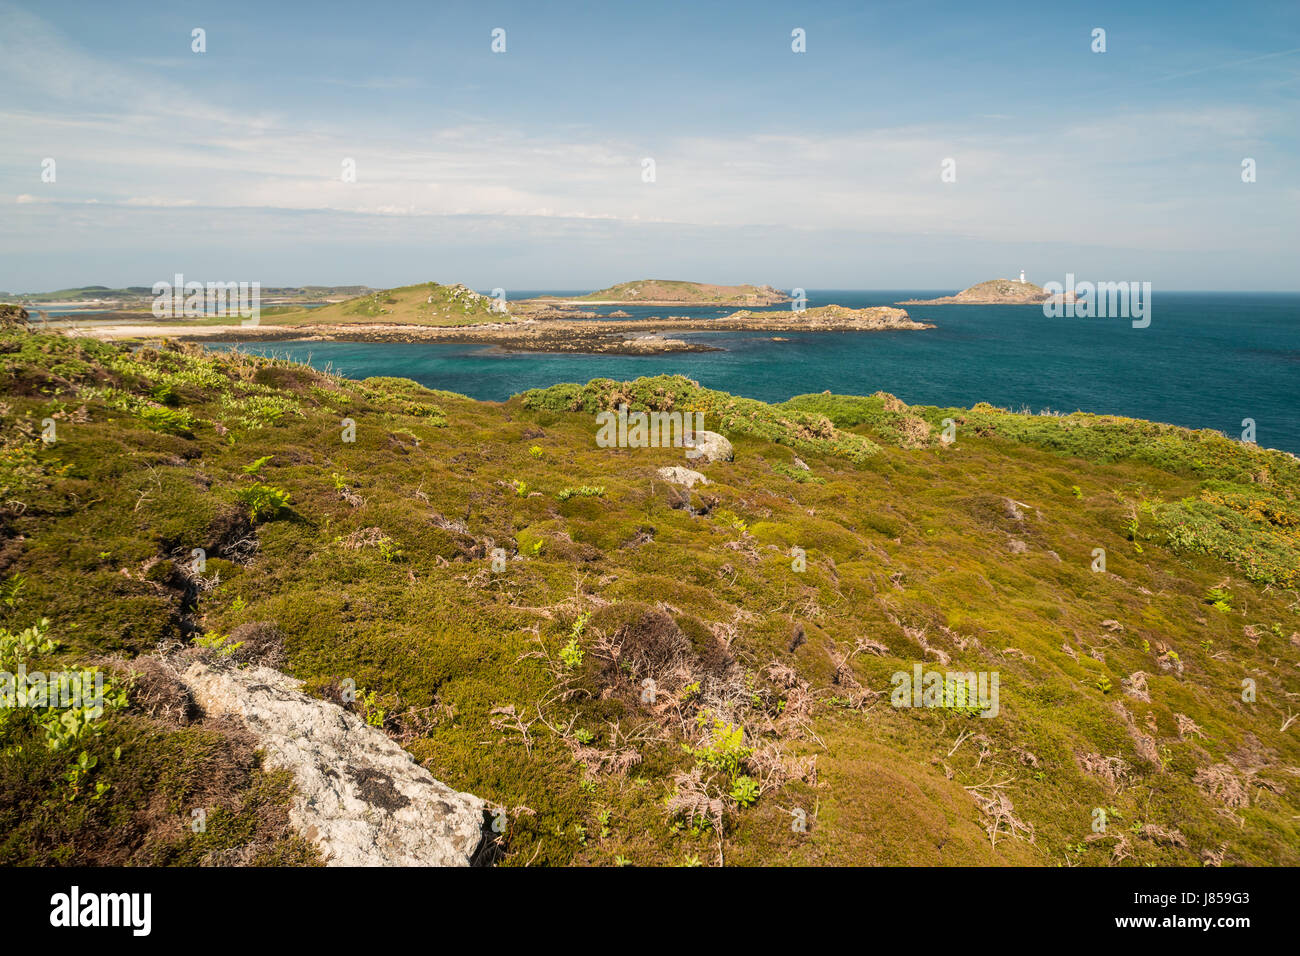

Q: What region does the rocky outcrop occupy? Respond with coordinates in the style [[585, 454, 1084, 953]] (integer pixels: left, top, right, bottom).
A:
[[719, 305, 929, 330], [180, 661, 487, 866]]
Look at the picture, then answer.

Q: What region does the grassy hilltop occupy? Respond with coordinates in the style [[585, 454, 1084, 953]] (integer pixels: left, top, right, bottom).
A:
[[900, 279, 1061, 306], [1, 323, 1298, 866], [257, 282, 507, 327]]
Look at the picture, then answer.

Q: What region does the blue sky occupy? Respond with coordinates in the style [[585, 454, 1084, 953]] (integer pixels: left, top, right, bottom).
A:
[[2, 0, 1298, 291]]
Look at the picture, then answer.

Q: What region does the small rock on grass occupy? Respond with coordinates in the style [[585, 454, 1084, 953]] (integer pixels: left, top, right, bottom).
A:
[[686, 430, 733, 463], [657, 466, 710, 488]]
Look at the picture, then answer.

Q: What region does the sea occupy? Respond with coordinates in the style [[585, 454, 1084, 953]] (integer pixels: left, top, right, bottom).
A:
[[202, 290, 1299, 454]]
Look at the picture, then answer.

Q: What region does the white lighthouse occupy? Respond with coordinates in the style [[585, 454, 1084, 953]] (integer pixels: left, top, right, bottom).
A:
[[1019, 269, 1026, 283]]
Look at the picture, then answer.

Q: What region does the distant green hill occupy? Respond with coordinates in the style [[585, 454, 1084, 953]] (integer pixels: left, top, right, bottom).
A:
[[899, 279, 1064, 306], [3, 285, 375, 305], [571, 279, 789, 306], [264, 281, 508, 327], [18, 286, 124, 302]]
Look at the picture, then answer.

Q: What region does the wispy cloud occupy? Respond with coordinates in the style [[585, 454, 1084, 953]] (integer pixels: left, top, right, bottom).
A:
[[320, 75, 422, 90]]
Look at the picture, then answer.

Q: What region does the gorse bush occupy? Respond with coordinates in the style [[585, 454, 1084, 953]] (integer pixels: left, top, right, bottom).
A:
[[919, 401, 1300, 487], [771, 461, 823, 483], [780, 391, 934, 448], [521, 375, 881, 463], [1154, 490, 1299, 587]]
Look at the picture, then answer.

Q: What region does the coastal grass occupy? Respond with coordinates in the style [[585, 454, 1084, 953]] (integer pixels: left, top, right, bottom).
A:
[[1, 329, 1296, 866]]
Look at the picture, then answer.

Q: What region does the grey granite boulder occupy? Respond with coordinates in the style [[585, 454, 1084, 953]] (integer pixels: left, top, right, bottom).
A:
[[181, 661, 487, 866], [685, 430, 733, 463]]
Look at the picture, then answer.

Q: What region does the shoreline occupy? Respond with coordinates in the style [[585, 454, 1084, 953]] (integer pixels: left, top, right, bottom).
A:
[[516, 297, 790, 308], [64, 305, 934, 355]]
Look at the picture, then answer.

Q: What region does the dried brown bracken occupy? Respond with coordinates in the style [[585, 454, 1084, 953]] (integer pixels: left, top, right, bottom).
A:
[[1194, 764, 1250, 809], [1077, 752, 1133, 791], [1121, 670, 1150, 702], [967, 787, 1034, 847], [1174, 712, 1205, 739]]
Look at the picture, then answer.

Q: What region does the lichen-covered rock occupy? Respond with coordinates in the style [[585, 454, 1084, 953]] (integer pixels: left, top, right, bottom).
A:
[[180, 661, 486, 866], [656, 465, 710, 488], [686, 430, 733, 463]]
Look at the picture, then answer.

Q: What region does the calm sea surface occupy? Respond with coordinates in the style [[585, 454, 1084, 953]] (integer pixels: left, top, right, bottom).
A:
[[208, 291, 1300, 454]]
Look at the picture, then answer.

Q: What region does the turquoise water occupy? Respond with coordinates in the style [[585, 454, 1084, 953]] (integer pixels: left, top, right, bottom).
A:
[[211, 291, 1300, 454]]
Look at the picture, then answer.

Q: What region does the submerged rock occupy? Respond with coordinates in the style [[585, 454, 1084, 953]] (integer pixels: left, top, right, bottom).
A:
[[180, 661, 487, 866]]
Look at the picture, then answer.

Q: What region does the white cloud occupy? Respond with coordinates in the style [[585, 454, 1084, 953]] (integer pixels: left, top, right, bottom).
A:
[[0, 3, 1295, 279]]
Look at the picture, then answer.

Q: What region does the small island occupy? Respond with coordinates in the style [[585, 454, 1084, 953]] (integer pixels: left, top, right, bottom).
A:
[[898, 274, 1077, 306]]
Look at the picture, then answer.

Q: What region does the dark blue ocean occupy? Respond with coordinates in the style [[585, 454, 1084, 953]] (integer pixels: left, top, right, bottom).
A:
[[210, 291, 1300, 454]]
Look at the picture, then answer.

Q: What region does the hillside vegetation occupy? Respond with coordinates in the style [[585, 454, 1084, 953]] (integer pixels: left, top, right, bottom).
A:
[[258, 282, 507, 327], [1, 325, 1297, 866]]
